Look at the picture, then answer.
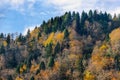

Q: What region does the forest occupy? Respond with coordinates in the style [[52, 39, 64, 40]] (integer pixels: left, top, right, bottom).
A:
[[0, 10, 120, 80]]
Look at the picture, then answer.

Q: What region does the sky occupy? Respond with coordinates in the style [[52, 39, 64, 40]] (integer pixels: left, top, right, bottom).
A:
[[0, 0, 120, 35]]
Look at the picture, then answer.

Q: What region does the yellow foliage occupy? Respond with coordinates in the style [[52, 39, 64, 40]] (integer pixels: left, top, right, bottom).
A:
[[43, 32, 65, 47], [109, 28, 120, 42], [44, 32, 54, 47], [53, 61, 60, 72], [20, 67, 24, 74], [30, 28, 40, 39], [22, 64, 27, 70], [3, 41, 7, 47], [84, 71, 95, 80], [19, 64, 27, 74], [30, 64, 39, 73], [15, 77, 23, 80], [55, 32, 64, 42], [99, 44, 108, 51]]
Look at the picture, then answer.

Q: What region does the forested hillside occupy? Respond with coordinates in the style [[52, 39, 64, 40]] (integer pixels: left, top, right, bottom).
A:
[[0, 10, 120, 80]]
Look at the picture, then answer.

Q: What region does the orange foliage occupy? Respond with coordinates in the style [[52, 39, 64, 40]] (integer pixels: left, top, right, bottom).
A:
[[15, 77, 23, 80], [53, 61, 60, 72], [39, 70, 50, 79], [109, 28, 120, 42], [84, 71, 95, 80], [30, 64, 39, 73], [55, 32, 64, 42], [112, 77, 117, 80]]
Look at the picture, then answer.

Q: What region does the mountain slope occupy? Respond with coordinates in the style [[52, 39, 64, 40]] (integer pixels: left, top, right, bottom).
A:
[[0, 10, 120, 80]]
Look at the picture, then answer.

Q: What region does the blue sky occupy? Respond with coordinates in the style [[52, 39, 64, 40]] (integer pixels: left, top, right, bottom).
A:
[[0, 0, 120, 35]]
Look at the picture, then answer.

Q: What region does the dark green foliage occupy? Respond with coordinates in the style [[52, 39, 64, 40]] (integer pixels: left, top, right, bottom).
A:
[[17, 33, 26, 43], [115, 54, 120, 71], [105, 34, 110, 42], [0, 44, 5, 54], [63, 12, 72, 26], [16, 64, 21, 73], [27, 49, 41, 68], [42, 21, 50, 34], [64, 29, 69, 39], [26, 29, 31, 38], [78, 58, 85, 73], [40, 61, 45, 70], [81, 11, 88, 25], [93, 10, 98, 21], [75, 12, 81, 34], [88, 10, 93, 22], [7, 53, 17, 68], [26, 56, 32, 68], [48, 56, 54, 68], [7, 75, 13, 80], [37, 32, 41, 40], [6, 34, 11, 45], [0, 33, 4, 38], [45, 43, 52, 58], [30, 76, 34, 80], [54, 42, 60, 55]]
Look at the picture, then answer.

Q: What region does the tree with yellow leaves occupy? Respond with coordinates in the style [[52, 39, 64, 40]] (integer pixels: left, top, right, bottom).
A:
[[15, 76, 23, 80], [44, 32, 54, 47], [84, 71, 95, 80]]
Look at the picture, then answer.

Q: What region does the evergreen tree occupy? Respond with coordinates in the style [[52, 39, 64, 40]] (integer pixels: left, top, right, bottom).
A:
[[93, 10, 98, 21], [6, 34, 11, 45], [0, 33, 4, 38], [48, 56, 54, 68], [54, 42, 60, 55], [7, 75, 13, 80], [44, 24, 49, 34], [75, 12, 84, 35], [45, 43, 52, 58], [40, 61, 45, 70], [115, 54, 120, 71], [88, 10, 93, 22], [0, 44, 5, 54], [30, 76, 34, 80], [37, 32, 41, 40], [81, 11, 88, 25], [78, 58, 85, 73], [113, 14, 118, 21], [7, 53, 17, 68], [26, 29, 30, 38], [64, 29, 69, 39], [18, 33, 24, 42]]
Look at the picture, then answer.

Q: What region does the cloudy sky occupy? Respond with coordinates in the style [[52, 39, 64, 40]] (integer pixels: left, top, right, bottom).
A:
[[0, 0, 120, 35]]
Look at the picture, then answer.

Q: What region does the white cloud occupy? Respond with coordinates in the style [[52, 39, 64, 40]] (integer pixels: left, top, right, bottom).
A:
[[109, 7, 120, 16], [23, 26, 35, 35], [10, 0, 24, 7], [45, 0, 81, 12], [43, 0, 99, 13], [23, 24, 40, 35]]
